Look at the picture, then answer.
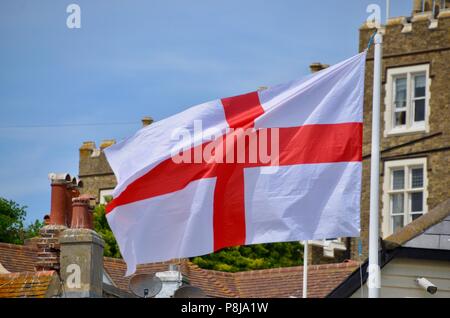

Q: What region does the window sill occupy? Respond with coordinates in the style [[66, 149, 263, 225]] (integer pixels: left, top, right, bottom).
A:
[[385, 126, 427, 137]]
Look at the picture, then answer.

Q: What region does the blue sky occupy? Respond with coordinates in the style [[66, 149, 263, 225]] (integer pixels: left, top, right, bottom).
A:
[[0, 0, 412, 223]]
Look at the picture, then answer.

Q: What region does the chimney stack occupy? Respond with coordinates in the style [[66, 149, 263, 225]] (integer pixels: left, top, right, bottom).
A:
[[60, 228, 105, 297], [36, 173, 72, 272], [48, 173, 71, 226], [141, 116, 154, 127], [71, 195, 94, 230], [65, 177, 82, 227]]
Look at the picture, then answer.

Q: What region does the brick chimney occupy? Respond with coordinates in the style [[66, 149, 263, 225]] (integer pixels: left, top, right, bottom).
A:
[[35, 173, 72, 272], [36, 171, 105, 297]]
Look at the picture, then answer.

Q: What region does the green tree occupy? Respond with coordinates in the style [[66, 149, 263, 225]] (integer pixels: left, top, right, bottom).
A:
[[0, 197, 43, 244], [192, 242, 304, 272], [93, 204, 121, 258]]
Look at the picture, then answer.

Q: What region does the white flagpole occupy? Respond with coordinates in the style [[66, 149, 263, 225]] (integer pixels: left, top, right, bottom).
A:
[[303, 241, 308, 298], [386, 0, 390, 23], [368, 31, 383, 298]]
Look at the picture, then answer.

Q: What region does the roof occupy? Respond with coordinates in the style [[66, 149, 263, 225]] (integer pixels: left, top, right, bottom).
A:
[[384, 198, 450, 250], [0, 242, 357, 298], [328, 198, 450, 298], [0, 271, 60, 298], [104, 257, 359, 298], [0, 242, 37, 272]]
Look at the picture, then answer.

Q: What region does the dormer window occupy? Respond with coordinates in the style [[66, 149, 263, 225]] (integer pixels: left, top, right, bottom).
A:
[[384, 64, 430, 136]]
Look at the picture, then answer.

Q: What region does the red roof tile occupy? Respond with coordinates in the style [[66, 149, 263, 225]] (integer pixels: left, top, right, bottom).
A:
[[0, 271, 59, 298], [0, 242, 37, 273], [0, 242, 357, 298], [102, 257, 358, 298]]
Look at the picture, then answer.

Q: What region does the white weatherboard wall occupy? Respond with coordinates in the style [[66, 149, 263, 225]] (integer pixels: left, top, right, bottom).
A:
[[351, 258, 450, 298]]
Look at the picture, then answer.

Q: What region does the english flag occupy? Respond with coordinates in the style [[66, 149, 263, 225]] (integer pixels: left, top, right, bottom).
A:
[[105, 51, 366, 275]]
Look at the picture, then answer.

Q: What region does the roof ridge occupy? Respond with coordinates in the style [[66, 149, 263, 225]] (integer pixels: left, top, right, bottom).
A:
[[185, 262, 238, 297], [231, 261, 359, 276], [384, 198, 450, 249], [0, 242, 37, 251], [0, 270, 55, 277]]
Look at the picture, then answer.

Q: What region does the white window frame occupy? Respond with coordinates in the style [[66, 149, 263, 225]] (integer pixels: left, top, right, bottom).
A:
[[99, 188, 114, 204], [382, 158, 428, 238], [384, 64, 431, 136]]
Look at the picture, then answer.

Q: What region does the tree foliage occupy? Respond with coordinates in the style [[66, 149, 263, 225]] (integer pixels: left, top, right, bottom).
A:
[[93, 204, 121, 258], [0, 197, 43, 244], [192, 242, 304, 272]]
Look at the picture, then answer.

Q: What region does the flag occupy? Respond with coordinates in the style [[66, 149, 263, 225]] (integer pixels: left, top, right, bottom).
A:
[[105, 51, 366, 275]]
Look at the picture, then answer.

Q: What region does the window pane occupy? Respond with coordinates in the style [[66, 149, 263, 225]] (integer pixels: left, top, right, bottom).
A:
[[414, 75, 426, 97], [395, 111, 406, 126], [411, 168, 423, 188], [392, 169, 405, 189], [392, 215, 404, 233], [391, 193, 404, 214], [414, 99, 425, 122], [411, 213, 423, 221], [395, 77, 407, 108], [411, 192, 423, 212]]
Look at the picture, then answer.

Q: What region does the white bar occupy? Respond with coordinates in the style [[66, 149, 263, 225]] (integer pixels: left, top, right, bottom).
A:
[[368, 32, 383, 298], [303, 241, 308, 298], [243, 162, 362, 245]]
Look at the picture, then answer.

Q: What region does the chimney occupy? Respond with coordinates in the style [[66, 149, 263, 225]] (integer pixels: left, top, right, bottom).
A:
[[309, 62, 329, 73], [36, 174, 71, 272], [60, 228, 105, 297], [48, 173, 71, 225], [70, 195, 94, 230], [65, 178, 78, 227], [141, 116, 154, 127]]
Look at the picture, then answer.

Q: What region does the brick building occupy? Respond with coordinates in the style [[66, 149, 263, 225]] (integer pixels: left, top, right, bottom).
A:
[[78, 117, 153, 202], [354, 0, 450, 260], [77, 0, 449, 265], [309, 0, 450, 263]]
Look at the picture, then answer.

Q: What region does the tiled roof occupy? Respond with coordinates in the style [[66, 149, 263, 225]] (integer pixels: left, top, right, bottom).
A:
[[0, 271, 59, 298], [384, 198, 450, 250], [0, 242, 37, 273], [103, 257, 358, 298], [0, 242, 357, 298]]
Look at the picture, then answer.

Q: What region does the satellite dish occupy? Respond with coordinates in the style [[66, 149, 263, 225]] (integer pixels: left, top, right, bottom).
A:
[[129, 274, 162, 298], [174, 286, 206, 298]]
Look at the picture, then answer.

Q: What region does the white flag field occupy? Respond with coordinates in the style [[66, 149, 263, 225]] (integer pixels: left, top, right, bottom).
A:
[[105, 51, 367, 275]]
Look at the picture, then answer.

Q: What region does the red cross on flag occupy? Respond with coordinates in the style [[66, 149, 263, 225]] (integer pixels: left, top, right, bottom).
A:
[[105, 52, 366, 275]]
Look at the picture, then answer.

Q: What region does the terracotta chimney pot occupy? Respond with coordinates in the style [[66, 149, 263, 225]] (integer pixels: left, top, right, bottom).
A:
[[71, 195, 95, 229]]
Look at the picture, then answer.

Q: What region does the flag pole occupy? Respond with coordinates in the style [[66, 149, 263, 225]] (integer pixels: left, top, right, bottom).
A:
[[368, 31, 383, 298], [302, 241, 308, 298], [386, 0, 390, 23]]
